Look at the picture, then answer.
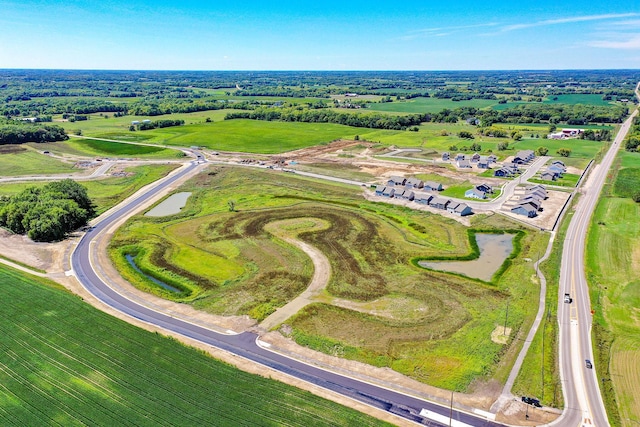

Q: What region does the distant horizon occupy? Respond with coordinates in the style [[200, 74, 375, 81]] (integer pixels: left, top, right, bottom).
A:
[[2, 68, 639, 72]]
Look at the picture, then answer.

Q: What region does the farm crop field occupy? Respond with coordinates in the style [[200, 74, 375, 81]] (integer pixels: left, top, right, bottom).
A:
[[0, 145, 77, 176], [109, 166, 548, 391], [587, 150, 640, 426], [0, 264, 389, 427], [366, 97, 500, 113]]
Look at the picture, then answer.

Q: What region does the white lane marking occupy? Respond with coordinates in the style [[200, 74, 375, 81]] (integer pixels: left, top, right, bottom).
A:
[[419, 409, 474, 427]]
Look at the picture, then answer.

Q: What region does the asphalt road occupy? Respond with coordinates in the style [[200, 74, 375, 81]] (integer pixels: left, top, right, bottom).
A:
[[556, 103, 638, 427], [70, 158, 506, 427]]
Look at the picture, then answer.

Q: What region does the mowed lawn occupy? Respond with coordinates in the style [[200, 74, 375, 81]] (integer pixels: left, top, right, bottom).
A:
[[0, 265, 390, 427]]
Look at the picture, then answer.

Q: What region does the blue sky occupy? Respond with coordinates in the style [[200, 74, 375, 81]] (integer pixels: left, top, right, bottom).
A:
[[1, 0, 639, 70]]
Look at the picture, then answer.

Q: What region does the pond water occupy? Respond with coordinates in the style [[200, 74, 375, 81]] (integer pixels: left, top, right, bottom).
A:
[[419, 233, 515, 282], [145, 192, 192, 217], [125, 254, 182, 293]]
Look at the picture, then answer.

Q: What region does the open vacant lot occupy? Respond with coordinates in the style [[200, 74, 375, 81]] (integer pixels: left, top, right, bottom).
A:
[[110, 166, 547, 391]]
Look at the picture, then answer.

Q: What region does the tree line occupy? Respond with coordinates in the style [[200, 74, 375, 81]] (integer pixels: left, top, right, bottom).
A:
[[136, 119, 185, 130], [625, 117, 640, 152], [224, 107, 428, 130], [0, 123, 68, 145], [0, 180, 95, 242]]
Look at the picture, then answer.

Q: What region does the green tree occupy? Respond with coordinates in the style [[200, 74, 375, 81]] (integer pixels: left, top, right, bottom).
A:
[[497, 142, 509, 151], [557, 148, 572, 157], [458, 131, 474, 139], [536, 146, 549, 156]]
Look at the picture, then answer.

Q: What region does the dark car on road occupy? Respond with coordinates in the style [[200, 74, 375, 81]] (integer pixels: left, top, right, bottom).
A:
[[586, 359, 593, 369]]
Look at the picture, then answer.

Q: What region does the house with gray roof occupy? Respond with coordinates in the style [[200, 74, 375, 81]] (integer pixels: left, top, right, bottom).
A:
[[454, 203, 473, 216], [395, 189, 415, 201], [494, 167, 513, 177], [375, 184, 386, 196], [442, 152, 450, 161], [465, 188, 486, 199], [477, 156, 490, 169], [423, 181, 443, 191], [405, 177, 424, 189], [540, 171, 557, 181], [476, 183, 493, 193], [456, 159, 472, 168], [512, 203, 538, 218], [387, 176, 406, 186], [414, 191, 434, 205], [381, 186, 395, 197], [429, 197, 450, 210]]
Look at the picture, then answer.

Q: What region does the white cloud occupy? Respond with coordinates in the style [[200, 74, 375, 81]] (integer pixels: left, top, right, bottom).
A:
[[399, 23, 498, 40], [500, 13, 639, 32], [589, 34, 640, 49]]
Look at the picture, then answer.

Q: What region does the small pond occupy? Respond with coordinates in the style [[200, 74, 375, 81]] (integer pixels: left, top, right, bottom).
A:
[[145, 192, 192, 217], [419, 233, 515, 282], [125, 254, 182, 293]]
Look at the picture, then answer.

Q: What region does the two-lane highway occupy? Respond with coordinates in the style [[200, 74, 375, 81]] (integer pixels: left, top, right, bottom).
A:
[[555, 99, 638, 427]]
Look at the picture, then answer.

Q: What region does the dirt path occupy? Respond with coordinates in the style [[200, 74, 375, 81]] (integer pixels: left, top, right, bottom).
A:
[[260, 232, 331, 331]]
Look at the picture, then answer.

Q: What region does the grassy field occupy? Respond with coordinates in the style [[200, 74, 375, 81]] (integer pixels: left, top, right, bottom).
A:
[[586, 150, 640, 427], [528, 173, 580, 188], [88, 120, 361, 154], [366, 97, 499, 114], [0, 264, 390, 427], [109, 166, 547, 391], [0, 145, 77, 176], [542, 94, 616, 106]]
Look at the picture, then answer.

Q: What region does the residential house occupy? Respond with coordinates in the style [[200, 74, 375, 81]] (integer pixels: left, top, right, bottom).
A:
[[381, 187, 395, 198], [446, 201, 460, 214], [540, 171, 557, 181], [513, 150, 535, 164], [547, 164, 565, 176], [465, 188, 486, 199], [423, 181, 443, 191], [494, 168, 513, 177], [487, 154, 498, 163], [429, 197, 450, 210], [374, 184, 386, 196], [454, 203, 473, 216], [511, 203, 538, 218], [405, 177, 424, 189], [477, 156, 490, 169], [551, 160, 566, 168], [518, 196, 541, 210], [456, 159, 472, 168], [476, 183, 493, 193], [470, 153, 481, 163], [442, 152, 450, 161], [454, 153, 466, 161], [387, 176, 406, 186], [395, 189, 415, 201], [414, 192, 433, 205]]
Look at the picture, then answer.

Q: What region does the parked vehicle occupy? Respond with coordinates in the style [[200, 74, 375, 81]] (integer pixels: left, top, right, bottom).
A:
[[521, 396, 542, 407]]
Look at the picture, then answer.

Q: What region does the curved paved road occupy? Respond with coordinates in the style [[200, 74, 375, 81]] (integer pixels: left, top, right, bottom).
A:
[[71, 158, 506, 427]]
